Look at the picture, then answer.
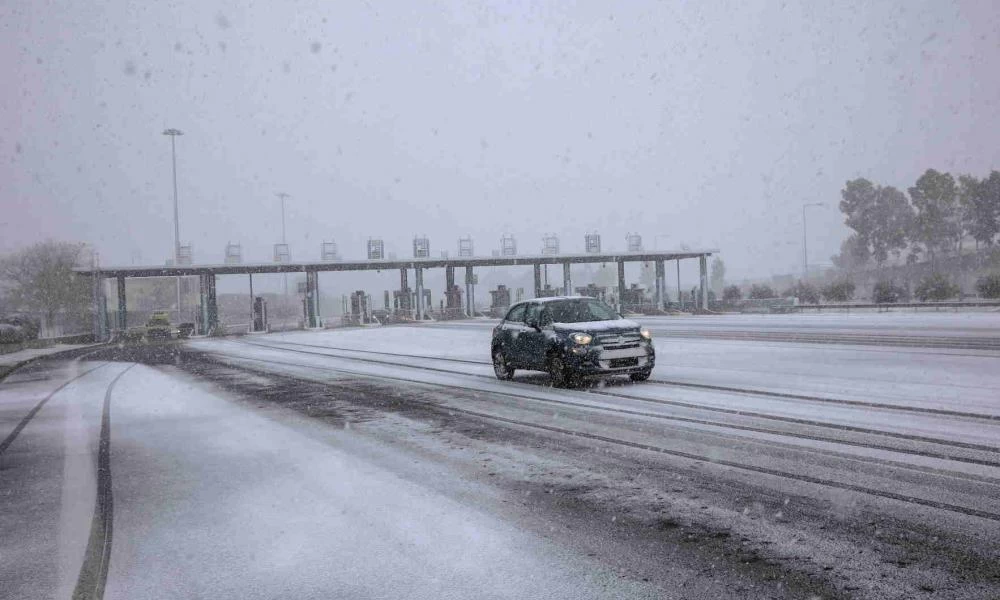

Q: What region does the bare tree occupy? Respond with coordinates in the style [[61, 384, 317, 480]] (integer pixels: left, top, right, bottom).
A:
[[0, 241, 92, 335]]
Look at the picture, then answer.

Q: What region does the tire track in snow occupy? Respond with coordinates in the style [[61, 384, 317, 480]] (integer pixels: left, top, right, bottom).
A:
[[206, 342, 1000, 522], [256, 337, 1000, 422], [235, 339, 1000, 460], [71, 363, 135, 600], [0, 360, 109, 457]]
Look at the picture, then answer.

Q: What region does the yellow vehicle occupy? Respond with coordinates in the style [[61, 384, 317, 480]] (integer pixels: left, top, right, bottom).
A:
[[145, 312, 172, 340]]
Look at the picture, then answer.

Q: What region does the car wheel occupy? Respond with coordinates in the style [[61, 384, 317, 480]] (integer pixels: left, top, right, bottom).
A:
[[629, 369, 652, 382], [492, 348, 514, 380], [548, 355, 576, 388]]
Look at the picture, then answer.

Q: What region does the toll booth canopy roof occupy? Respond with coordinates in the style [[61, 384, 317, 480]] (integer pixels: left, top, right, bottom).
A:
[[76, 250, 718, 278]]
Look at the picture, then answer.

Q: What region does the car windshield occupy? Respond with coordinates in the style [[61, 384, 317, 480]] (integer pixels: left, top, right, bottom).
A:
[[546, 299, 620, 323]]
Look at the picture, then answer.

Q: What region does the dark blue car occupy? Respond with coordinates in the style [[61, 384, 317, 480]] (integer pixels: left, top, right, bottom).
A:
[[490, 296, 654, 387]]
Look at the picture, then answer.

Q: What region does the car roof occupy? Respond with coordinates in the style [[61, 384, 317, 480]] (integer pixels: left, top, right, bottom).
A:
[[510, 296, 596, 308]]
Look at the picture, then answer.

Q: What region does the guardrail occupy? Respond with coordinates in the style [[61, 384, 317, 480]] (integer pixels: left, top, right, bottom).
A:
[[796, 301, 1000, 310], [734, 298, 798, 314], [0, 333, 96, 355]]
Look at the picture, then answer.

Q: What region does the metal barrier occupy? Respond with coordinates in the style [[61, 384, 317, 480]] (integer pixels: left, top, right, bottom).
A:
[[736, 298, 798, 314], [796, 301, 1000, 311]]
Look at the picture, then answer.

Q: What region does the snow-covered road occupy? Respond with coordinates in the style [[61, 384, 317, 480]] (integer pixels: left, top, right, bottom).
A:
[[202, 328, 1000, 510], [0, 356, 666, 599], [2, 313, 999, 599]]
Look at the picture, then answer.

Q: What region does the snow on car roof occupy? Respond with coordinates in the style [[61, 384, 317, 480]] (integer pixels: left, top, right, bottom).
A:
[[518, 296, 598, 304]]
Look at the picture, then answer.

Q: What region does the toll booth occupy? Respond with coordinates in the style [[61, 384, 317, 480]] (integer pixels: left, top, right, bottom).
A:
[[349, 290, 372, 325], [575, 284, 608, 302], [393, 289, 412, 315], [444, 285, 463, 309], [411, 288, 431, 317], [621, 284, 650, 313], [441, 285, 464, 319], [490, 285, 512, 317], [252, 296, 268, 332], [536, 285, 560, 298], [442, 266, 464, 318]]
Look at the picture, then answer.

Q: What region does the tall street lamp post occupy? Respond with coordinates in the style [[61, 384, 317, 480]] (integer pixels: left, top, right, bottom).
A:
[[275, 192, 290, 296], [163, 128, 184, 320]]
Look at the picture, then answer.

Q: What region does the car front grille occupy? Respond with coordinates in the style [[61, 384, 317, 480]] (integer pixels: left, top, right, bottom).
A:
[[596, 332, 642, 350]]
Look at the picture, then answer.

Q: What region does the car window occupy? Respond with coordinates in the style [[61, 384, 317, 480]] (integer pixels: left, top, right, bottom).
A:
[[504, 304, 526, 323], [524, 303, 540, 324], [548, 299, 620, 323]]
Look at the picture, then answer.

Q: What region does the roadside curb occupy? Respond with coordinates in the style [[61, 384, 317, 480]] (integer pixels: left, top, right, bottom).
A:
[[0, 343, 108, 383]]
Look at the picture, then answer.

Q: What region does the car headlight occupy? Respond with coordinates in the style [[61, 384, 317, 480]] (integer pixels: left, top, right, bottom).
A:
[[570, 332, 593, 345], [639, 327, 652, 340]]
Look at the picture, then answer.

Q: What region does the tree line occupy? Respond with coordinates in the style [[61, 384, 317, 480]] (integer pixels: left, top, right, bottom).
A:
[[0, 241, 93, 338], [833, 168, 1000, 271]]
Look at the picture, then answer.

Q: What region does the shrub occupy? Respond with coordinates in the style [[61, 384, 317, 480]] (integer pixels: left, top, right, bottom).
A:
[[872, 280, 906, 304], [0, 317, 40, 343], [821, 280, 855, 302], [914, 273, 960, 302], [782, 281, 820, 304], [748, 284, 776, 299], [122, 327, 146, 343], [0, 324, 21, 344], [722, 285, 742, 302], [976, 273, 1000, 299]]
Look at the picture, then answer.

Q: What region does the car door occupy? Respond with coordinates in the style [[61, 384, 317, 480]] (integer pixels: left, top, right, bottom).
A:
[[518, 303, 549, 369], [499, 303, 527, 365]]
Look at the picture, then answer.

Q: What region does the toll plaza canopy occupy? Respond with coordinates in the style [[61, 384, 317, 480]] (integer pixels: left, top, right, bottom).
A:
[[74, 249, 718, 278], [75, 248, 718, 339]]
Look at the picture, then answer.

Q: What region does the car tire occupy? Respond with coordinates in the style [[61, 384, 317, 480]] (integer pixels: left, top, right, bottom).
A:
[[629, 369, 652, 382], [548, 355, 576, 388], [492, 347, 514, 380]]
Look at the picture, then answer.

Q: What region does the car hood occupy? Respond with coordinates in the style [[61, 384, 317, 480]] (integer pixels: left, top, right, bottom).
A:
[[552, 319, 640, 335]]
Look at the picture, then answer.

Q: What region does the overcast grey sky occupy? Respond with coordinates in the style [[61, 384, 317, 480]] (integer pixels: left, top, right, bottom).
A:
[[3, 0, 999, 279]]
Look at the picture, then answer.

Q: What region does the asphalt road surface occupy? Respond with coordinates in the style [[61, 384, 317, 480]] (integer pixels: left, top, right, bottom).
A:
[[2, 313, 999, 599]]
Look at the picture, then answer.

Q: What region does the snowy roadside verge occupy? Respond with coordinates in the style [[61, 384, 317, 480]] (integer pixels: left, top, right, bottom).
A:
[[0, 343, 102, 381]]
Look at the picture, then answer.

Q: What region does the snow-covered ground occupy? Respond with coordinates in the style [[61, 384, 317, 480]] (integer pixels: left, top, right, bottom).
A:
[[0, 343, 96, 370], [0, 357, 669, 599], [4, 313, 1000, 599], [641, 311, 1000, 337], [103, 364, 661, 599], [196, 334, 1000, 476], [264, 322, 1000, 418], [426, 311, 1000, 338]]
